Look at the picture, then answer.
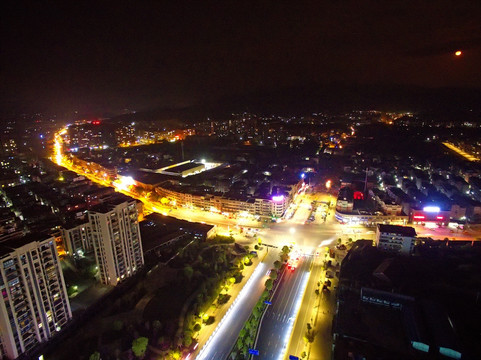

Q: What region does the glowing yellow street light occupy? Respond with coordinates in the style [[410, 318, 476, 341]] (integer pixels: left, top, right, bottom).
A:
[[455, 50, 462, 56]]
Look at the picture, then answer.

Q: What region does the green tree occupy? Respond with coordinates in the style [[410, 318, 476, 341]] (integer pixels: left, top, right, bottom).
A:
[[89, 352, 101, 360], [131, 337, 148, 358], [112, 320, 123, 331], [152, 320, 162, 331], [280, 245, 290, 262], [167, 350, 181, 360], [253, 306, 262, 319], [217, 293, 231, 305], [274, 260, 281, 269], [265, 279, 273, 291], [183, 265, 194, 281], [337, 238, 342, 245], [269, 270, 278, 280], [236, 337, 244, 351], [304, 323, 316, 343], [204, 316, 215, 325], [183, 330, 193, 347], [193, 323, 201, 332]]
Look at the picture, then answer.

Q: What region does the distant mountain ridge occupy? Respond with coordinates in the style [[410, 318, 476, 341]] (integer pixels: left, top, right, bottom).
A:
[[108, 84, 481, 124]]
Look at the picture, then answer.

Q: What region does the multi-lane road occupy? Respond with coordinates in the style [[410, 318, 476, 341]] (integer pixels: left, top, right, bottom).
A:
[[195, 250, 278, 360], [255, 256, 313, 360]]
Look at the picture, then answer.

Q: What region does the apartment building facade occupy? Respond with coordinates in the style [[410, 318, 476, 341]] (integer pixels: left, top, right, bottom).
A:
[[61, 221, 92, 258], [0, 235, 71, 359], [88, 195, 144, 286]]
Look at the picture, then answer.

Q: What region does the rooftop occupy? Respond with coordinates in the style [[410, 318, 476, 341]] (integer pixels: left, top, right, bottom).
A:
[[378, 224, 416, 237], [0, 233, 53, 257], [89, 193, 137, 213]]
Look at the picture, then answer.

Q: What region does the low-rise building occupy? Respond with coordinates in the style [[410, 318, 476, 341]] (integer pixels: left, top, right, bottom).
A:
[[376, 224, 416, 255]]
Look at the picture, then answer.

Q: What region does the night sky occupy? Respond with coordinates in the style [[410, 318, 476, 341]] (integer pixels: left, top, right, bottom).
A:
[[1, 1, 480, 114]]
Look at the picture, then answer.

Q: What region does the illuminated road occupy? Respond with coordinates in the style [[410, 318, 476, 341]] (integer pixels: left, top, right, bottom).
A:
[[255, 256, 312, 360], [443, 142, 480, 162], [195, 251, 277, 360], [287, 250, 335, 360], [52, 128, 261, 229]]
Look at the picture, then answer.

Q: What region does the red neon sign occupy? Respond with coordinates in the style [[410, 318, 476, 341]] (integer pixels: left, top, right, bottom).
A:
[[413, 215, 425, 220], [353, 191, 364, 200]]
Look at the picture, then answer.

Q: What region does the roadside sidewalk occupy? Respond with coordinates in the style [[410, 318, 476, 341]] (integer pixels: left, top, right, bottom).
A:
[[192, 246, 270, 358]]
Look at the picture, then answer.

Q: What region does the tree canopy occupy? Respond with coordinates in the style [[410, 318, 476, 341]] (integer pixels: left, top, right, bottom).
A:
[[132, 337, 148, 358]]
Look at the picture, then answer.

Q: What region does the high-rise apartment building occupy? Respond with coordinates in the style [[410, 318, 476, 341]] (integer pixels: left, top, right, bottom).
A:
[[0, 234, 72, 359], [88, 195, 144, 286], [61, 221, 92, 258]]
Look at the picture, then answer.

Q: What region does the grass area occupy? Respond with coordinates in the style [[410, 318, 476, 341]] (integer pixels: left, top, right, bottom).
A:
[[45, 237, 248, 360], [143, 284, 189, 335]]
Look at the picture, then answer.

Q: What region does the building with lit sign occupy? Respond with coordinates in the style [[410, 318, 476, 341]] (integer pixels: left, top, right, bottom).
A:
[[411, 205, 451, 225], [155, 186, 289, 219], [335, 187, 408, 225]]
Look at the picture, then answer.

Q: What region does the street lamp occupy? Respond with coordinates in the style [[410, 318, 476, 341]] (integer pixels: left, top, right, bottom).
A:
[[326, 180, 332, 190], [290, 227, 296, 234]]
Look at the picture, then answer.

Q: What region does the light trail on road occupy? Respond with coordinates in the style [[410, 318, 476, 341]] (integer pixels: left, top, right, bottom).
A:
[[279, 267, 310, 360], [195, 262, 267, 360]]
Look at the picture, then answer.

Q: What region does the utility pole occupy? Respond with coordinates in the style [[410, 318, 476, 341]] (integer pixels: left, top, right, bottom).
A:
[[363, 167, 368, 194]]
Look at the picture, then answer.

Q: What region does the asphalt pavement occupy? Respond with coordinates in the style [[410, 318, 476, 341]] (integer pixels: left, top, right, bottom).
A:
[[255, 256, 313, 360], [286, 253, 324, 359], [195, 250, 278, 360]]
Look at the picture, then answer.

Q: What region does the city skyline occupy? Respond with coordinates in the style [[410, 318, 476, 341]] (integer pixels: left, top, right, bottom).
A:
[[1, 2, 481, 360]]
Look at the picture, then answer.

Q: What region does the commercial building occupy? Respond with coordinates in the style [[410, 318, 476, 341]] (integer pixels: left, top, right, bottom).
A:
[[411, 205, 453, 225], [0, 234, 72, 359], [335, 240, 468, 359], [376, 224, 416, 255], [158, 161, 205, 177], [335, 187, 408, 225], [88, 194, 144, 286]]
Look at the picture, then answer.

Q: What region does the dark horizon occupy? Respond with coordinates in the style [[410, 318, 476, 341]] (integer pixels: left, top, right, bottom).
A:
[[1, 1, 480, 116]]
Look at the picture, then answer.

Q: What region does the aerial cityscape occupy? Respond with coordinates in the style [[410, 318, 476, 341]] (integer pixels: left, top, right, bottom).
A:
[[1, 2, 480, 360]]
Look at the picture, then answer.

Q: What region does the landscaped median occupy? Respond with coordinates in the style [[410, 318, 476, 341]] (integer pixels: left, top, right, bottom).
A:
[[227, 252, 287, 360], [195, 259, 269, 360]]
